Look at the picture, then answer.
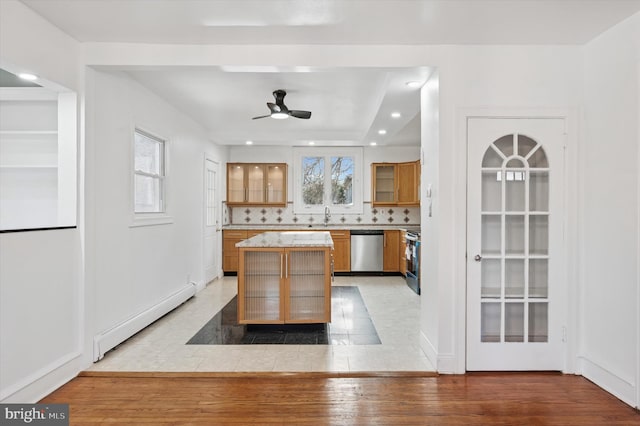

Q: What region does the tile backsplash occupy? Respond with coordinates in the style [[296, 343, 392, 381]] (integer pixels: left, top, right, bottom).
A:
[[224, 203, 420, 226]]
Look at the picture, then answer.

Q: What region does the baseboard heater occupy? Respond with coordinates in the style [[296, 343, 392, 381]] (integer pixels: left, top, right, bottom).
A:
[[93, 283, 196, 361]]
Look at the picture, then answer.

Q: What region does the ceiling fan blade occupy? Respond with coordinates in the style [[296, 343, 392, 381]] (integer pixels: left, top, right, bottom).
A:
[[289, 110, 312, 119], [267, 102, 280, 113], [252, 114, 271, 120]]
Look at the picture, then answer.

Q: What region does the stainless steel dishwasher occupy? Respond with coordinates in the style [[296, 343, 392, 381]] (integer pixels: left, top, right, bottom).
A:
[[350, 230, 384, 272]]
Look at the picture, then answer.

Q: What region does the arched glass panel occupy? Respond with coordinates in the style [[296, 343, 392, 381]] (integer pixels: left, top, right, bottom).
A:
[[518, 135, 537, 158], [527, 146, 548, 168], [494, 135, 514, 157], [506, 158, 525, 168], [482, 146, 503, 167], [480, 133, 549, 343]]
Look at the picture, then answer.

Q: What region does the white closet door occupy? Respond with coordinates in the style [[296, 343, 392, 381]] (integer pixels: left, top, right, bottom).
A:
[[466, 118, 566, 371]]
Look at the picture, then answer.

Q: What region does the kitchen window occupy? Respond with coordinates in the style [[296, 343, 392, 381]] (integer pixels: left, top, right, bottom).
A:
[[294, 147, 362, 214], [131, 128, 173, 226]]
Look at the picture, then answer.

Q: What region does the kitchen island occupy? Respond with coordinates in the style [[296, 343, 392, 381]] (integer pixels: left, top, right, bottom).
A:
[[236, 231, 333, 324]]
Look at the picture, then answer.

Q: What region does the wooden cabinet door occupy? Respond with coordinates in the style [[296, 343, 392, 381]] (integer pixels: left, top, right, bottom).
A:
[[397, 161, 419, 205], [227, 163, 287, 206], [238, 248, 284, 324], [372, 163, 397, 206], [246, 164, 265, 203], [329, 230, 351, 272], [222, 230, 247, 273], [284, 247, 331, 323], [383, 230, 400, 272], [227, 164, 246, 203], [400, 231, 407, 276], [266, 164, 287, 204]]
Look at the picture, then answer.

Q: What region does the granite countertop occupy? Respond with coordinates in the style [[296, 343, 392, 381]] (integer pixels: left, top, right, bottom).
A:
[[223, 224, 420, 231], [236, 231, 334, 248]]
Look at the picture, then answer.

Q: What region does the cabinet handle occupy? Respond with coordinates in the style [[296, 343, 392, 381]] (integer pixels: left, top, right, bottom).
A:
[[384, 233, 387, 247], [280, 253, 284, 278], [285, 253, 288, 278], [245, 187, 248, 202]]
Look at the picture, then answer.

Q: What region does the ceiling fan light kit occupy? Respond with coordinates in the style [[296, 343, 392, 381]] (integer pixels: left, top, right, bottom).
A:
[[252, 89, 312, 120]]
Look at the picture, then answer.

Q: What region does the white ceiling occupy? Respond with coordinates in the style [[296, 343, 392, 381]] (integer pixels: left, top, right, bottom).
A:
[[122, 66, 430, 146], [19, 1, 640, 147], [21, 0, 640, 45]]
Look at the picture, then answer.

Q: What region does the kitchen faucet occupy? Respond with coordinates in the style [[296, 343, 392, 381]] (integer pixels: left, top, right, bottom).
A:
[[324, 206, 331, 227]]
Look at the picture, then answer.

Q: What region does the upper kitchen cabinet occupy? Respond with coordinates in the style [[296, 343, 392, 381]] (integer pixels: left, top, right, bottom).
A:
[[371, 160, 420, 206], [227, 163, 287, 206]]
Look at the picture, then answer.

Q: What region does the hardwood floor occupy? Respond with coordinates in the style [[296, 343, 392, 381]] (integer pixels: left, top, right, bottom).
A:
[[41, 372, 639, 425]]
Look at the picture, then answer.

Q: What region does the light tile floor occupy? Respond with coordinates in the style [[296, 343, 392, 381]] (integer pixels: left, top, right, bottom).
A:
[[88, 276, 435, 373]]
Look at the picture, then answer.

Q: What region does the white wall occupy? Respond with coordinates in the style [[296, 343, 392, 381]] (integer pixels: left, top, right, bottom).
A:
[[0, 1, 83, 403], [420, 71, 440, 366], [580, 12, 640, 407], [85, 68, 227, 342], [421, 46, 583, 373]]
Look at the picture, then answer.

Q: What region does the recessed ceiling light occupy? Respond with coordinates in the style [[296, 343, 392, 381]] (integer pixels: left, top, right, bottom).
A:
[[245, 140, 253, 145], [391, 112, 401, 118], [406, 81, 422, 88], [370, 142, 377, 146], [378, 129, 387, 135], [18, 73, 38, 81], [308, 141, 315, 145]]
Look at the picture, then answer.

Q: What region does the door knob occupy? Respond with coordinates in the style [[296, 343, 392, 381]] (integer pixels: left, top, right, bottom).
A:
[[474, 254, 482, 262]]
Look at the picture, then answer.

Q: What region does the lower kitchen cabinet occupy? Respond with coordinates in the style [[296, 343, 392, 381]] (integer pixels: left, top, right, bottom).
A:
[[400, 230, 407, 276], [383, 230, 400, 272], [329, 230, 350, 272], [222, 230, 247, 273], [237, 246, 332, 324], [223, 230, 266, 273]]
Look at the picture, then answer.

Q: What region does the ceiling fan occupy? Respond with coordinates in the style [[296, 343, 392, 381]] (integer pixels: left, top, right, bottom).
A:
[[252, 89, 312, 120]]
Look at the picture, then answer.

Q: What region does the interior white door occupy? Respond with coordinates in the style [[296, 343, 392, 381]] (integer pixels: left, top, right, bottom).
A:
[[466, 118, 566, 371], [204, 158, 220, 284]]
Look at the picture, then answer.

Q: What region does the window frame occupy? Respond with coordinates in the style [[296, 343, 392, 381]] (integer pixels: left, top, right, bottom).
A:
[[293, 147, 363, 215], [130, 127, 173, 227]]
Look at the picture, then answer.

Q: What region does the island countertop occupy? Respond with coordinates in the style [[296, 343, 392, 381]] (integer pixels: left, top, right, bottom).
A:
[[236, 231, 334, 249]]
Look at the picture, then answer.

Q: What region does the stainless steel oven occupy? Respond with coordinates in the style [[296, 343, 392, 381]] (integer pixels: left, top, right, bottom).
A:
[[405, 230, 420, 294]]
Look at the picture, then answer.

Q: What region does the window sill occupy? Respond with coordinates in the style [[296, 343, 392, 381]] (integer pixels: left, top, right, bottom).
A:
[[129, 215, 174, 228]]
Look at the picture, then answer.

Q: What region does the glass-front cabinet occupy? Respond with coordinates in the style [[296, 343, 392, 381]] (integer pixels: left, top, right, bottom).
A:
[[226, 163, 287, 206], [371, 160, 420, 206], [372, 164, 396, 205]]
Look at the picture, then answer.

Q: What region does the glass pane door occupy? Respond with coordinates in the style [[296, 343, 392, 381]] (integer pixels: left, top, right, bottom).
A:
[[242, 250, 282, 322], [374, 164, 395, 203], [266, 165, 285, 203], [228, 164, 245, 203], [247, 165, 265, 203], [480, 134, 550, 344]]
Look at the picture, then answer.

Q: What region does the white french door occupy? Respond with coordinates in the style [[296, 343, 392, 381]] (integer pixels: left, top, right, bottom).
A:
[[466, 118, 566, 371], [204, 158, 220, 284]]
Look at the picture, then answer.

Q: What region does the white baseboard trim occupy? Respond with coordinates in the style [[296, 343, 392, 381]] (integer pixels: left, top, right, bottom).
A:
[[578, 356, 637, 408], [93, 283, 196, 361], [419, 330, 438, 371], [193, 280, 206, 293], [436, 353, 459, 374], [419, 331, 461, 374], [0, 350, 82, 402]]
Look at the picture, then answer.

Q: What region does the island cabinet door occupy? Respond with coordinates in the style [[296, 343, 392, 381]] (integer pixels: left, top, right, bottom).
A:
[[284, 247, 332, 323], [238, 248, 285, 324]]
